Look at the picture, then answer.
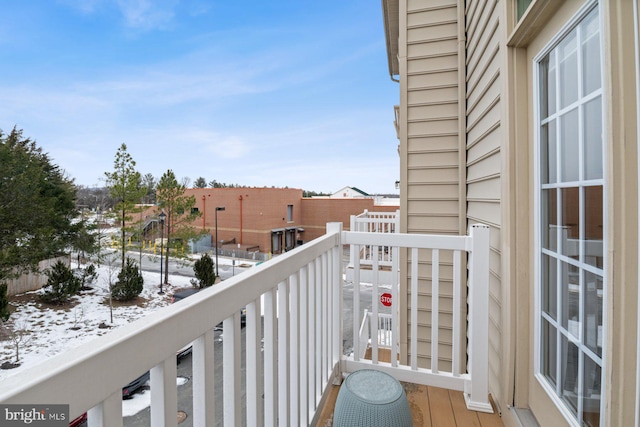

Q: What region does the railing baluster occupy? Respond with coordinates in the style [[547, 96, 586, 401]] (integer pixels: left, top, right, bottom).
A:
[[372, 245, 379, 364], [452, 250, 461, 377], [193, 330, 215, 427], [277, 280, 289, 427], [321, 252, 328, 384], [289, 273, 299, 426], [431, 249, 439, 373], [315, 257, 322, 403], [299, 266, 309, 426], [308, 260, 316, 410], [246, 299, 262, 427], [150, 356, 178, 427], [411, 247, 419, 371], [391, 244, 399, 367], [264, 289, 277, 427], [88, 390, 122, 427], [353, 244, 361, 362], [223, 312, 241, 427]]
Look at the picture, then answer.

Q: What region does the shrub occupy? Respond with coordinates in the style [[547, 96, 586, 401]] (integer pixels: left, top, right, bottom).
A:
[[111, 258, 144, 301], [192, 253, 216, 288], [41, 261, 81, 304], [81, 264, 98, 288]]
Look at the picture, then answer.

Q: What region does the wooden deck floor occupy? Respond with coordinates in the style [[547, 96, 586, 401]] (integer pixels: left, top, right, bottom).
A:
[[316, 348, 504, 427], [316, 382, 504, 427]]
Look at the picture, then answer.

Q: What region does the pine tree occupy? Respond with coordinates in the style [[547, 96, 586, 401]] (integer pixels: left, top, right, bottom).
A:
[[41, 261, 81, 304], [111, 258, 143, 301], [0, 127, 83, 283], [104, 144, 146, 267], [193, 177, 207, 188], [193, 253, 216, 288], [156, 169, 202, 284]]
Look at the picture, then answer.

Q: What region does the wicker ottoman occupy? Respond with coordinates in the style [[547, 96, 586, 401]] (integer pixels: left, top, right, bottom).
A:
[[333, 369, 412, 427]]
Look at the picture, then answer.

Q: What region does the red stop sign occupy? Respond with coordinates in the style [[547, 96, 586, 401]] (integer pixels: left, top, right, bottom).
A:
[[380, 292, 392, 307]]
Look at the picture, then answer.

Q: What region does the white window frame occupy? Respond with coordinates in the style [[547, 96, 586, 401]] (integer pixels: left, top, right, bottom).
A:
[[532, 1, 607, 425]]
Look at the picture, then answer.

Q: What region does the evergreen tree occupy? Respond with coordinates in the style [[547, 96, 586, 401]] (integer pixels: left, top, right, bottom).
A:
[[111, 258, 143, 301], [141, 173, 156, 204], [156, 169, 202, 284], [104, 144, 146, 267], [41, 260, 81, 304], [193, 177, 207, 188], [0, 127, 83, 283], [192, 253, 216, 288]]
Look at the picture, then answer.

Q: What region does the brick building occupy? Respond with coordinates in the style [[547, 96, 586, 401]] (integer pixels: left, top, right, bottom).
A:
[[185, 187, 398, 254]]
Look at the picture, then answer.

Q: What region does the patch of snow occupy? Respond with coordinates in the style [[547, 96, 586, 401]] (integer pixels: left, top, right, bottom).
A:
[[0, 262, 193, 381]]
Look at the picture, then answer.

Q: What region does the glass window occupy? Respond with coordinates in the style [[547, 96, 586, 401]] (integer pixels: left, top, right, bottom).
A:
[[537, 5, 604, 426], [517, 0, 533, 21]]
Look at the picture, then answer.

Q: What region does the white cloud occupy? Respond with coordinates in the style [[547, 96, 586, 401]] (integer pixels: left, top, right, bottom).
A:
[[203, 135, 251, 159], [60, 0, 181, 31], [115, 0, 178, 30]]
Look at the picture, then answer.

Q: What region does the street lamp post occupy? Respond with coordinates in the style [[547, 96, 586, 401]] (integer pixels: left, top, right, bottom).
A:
[[215, 207, 225, 279], [158, 211, 166, 295]]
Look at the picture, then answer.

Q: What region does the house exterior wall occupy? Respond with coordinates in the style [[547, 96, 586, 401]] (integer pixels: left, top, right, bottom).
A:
[[465, 0, 505, 412], [330, 186, 370, 198], [386, 0, 640, 425], [396, 0, 466, 373]]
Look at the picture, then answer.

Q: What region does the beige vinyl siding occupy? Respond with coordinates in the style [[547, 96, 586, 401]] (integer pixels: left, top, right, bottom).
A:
[[465, 0, 504, 408], [401, 0, 463, 370]]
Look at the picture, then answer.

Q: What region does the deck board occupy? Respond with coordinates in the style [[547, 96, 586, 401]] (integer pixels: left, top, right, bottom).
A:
[[427, 386, 458, 427], [450, 389, 482, 427]]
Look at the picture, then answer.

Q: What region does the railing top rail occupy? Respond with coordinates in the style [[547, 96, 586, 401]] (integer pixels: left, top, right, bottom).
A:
[[343, 230, 470, 252], [0, 229, 342, 415]]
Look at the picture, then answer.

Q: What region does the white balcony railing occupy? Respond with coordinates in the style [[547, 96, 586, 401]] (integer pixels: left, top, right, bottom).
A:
[[356, 310, 395, 360], [347, 210, 399, 285], [0, 222, 491, 426]]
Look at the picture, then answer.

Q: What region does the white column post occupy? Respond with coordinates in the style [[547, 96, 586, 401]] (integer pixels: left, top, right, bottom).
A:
[[464, 224, 493, 413], [327, 222, 343, 383]]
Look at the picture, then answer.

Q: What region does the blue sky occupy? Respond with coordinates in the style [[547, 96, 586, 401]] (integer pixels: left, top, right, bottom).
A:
[[0, 1, 399, 194]]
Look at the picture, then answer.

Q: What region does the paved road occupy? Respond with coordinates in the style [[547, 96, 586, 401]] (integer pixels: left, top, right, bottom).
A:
[[90, 249, 250, 282]]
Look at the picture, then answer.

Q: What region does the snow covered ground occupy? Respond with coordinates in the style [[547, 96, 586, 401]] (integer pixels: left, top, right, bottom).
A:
[[0, 252, 254, 416]]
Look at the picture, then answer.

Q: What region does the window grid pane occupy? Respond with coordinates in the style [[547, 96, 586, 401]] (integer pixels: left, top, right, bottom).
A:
[[537, 6, 603, 426]]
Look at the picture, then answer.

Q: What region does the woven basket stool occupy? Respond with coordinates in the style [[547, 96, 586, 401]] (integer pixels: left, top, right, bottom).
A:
[[333, 369, 412, 427]]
